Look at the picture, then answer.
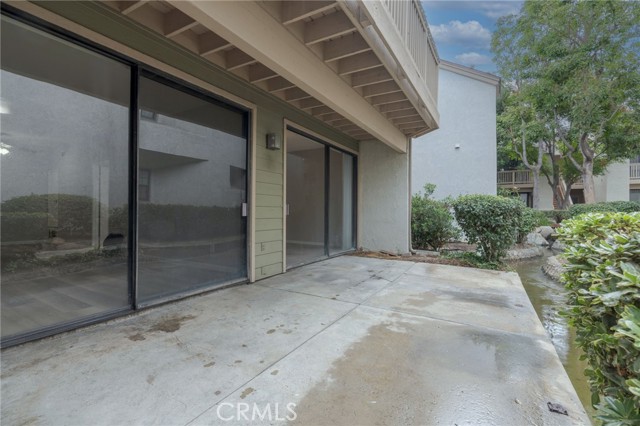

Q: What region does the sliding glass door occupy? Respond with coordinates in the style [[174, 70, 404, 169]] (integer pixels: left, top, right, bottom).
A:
[[286, 129, 356, 268], [1, 16, 131, 340], [137, 75, 248, 304], [286, 132, 326, 267], [0, 12, 249, 345]]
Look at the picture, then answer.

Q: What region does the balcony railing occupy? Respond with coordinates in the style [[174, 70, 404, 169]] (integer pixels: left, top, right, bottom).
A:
[[631, 163, 640, 181], [381, 0, 439, 101], [497, 170, 532, 186]]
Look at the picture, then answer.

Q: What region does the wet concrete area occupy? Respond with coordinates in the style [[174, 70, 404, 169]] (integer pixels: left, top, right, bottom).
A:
[[1, 256, 589, 425]]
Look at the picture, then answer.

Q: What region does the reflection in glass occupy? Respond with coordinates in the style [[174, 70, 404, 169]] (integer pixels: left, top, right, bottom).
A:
[[329, 149, 355, 254], [286, 131, 326, 267], [0, 16, 130, 339], [137, 76, 247, 303]]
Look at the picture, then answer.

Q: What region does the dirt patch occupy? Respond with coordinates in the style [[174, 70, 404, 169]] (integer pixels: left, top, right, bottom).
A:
[[240, 387, 255, 399], [148, 315, 196, 333], [128, 333, 146, 342], [350, 250, 472, 267]]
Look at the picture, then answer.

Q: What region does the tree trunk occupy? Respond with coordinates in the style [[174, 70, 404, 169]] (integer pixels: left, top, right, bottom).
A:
[[532, 168, 540, 209], [582, 160, 596, 204], [561, 181, 574, 210]]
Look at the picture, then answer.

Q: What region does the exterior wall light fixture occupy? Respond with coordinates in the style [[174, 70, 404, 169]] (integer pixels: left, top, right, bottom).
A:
[[266, 133, 281, 150]]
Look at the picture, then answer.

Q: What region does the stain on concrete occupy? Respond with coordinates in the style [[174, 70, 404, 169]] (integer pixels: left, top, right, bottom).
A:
[[292, 319, 564, 426], [240, 387, 255, 399], [270, 370, 279, 376], [215, 391, 221, 396], [17, 416, 41, 426], [203, 362, 215, 368], [128, 333, 146, 342], [234, 360, 242, 364], [146, 375, 155, 385], [148, 315, 195, 333], [266, 329, 276, 334]]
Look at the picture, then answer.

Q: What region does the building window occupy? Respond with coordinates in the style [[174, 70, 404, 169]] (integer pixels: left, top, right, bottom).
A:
[[138, 168, 151, 201], [229, 166, 246, 190], [630, 189, 640, 202], [570, 189, 585, 204]]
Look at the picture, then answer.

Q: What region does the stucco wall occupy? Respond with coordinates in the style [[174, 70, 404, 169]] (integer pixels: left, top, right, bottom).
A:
[[601, 161, 630, 202], [411, 67, 497, 199], [359, 141, 410, 254]]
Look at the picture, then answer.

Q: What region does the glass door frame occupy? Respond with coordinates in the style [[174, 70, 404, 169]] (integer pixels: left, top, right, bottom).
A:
[[0, 4, 252, 346], [284, 125, 358, 270]]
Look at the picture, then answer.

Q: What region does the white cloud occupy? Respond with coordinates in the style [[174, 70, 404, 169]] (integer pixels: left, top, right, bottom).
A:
[[473, 2, 521, 19], [454, 52, 492, 67], [429, 20, 492, 49], [422, 1, 521, 20]]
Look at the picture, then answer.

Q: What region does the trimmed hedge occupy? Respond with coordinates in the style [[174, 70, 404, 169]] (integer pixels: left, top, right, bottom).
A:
[[452, 195, 524, 262], [1, 212, 50, 242], [568, 201, 640, 219], [1, 194, 95, 239], [558, 213, 640, 423]]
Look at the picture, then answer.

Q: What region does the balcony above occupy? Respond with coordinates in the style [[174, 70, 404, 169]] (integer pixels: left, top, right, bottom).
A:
[[102, 0, 439, 152]]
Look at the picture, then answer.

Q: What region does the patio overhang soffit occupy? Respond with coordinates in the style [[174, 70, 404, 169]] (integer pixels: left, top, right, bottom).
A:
[[104, 0, 440, 153]]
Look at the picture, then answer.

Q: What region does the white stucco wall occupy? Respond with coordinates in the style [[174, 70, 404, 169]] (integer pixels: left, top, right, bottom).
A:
[[601, 161, 630, 202], [359, 140, 410, 254], [411, 65, 498, 199]]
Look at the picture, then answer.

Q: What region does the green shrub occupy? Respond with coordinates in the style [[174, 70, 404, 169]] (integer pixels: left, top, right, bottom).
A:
[[1, 212, 50, 242], [558, 212, 640, 423], [568, 201, 640, 219], [411, 185, 459, 251], [541, 209, 569, 224], [1, 194, 95, 239], [516, 207, 550, 243], [497, 187, 520, 198], [451, 195, 523, 262]]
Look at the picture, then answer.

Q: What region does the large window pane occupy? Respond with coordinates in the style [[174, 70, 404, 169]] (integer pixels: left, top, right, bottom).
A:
[[137, 76, 247, 303], [1, 17, 130, 340], [329, 149, 355, 254], [286, 131, 326, 267]]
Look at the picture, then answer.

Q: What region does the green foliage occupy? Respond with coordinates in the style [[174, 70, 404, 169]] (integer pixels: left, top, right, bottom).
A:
[[493, 0, 640, 203], [516, 207, 550, 243], [411, 185, 459, 251], [540, 209, 568, 224], [441, 251, 502, 271], [1, 194, 95, 239], [451, 195, 524, 262], [497, 187, 520, 198], [1, 212, 50, 242], [558, 213, 640, 422], [568, 201, 640, 219]]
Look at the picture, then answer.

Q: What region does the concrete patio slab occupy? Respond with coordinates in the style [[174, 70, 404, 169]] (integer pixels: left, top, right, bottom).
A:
[[1, 256, 590, 425]]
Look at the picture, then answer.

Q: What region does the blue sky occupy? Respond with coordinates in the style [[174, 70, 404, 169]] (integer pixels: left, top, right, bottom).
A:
[[421, 1, 523, 74]]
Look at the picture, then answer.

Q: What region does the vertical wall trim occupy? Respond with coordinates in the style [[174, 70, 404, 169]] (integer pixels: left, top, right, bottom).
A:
[[282, 120, 288, 272], [248, 108, 257, 282]]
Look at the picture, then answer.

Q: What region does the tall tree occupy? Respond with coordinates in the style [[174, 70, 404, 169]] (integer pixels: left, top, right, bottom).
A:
[[493, 0, 640, 204]]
